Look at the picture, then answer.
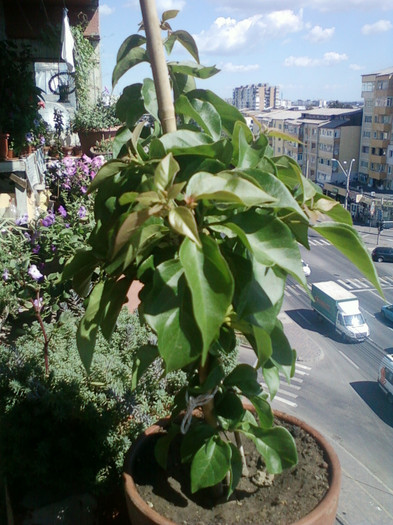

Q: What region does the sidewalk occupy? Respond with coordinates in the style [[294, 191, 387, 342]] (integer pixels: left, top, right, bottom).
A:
[[354, 224, 393, 251]]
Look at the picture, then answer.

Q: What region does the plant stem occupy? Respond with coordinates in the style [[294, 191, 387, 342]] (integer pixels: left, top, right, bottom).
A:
[[198, 357, 217, 429], [139, 0, 177, 134], [235, 430, 249, 476]]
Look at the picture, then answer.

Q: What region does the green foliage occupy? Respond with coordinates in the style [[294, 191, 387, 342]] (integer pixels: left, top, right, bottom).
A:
[[63, 10, 382, 498], [0, 309, 183, 504], [71, 90, 122, 133]]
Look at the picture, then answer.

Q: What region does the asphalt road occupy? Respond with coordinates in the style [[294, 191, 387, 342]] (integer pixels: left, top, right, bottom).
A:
[[239, 226, 393, 524]]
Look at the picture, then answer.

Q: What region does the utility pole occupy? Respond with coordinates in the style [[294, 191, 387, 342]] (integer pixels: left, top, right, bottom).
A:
[[332, 158, 355, 211]]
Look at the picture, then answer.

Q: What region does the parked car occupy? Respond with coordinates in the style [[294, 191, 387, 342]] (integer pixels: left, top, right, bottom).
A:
[[371, 246, 393, 263], [302, 260, 311, 277], [381, 304, 393, 323], [377, 353, 393, 403]]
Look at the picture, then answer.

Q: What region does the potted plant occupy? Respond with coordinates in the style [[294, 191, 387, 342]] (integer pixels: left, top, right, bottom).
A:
[[63, 3, 382, 524], [71, 91, 122, 155]]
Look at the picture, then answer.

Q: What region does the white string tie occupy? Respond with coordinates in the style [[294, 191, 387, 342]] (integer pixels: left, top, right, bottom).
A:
[[180, 387, 218, 435]]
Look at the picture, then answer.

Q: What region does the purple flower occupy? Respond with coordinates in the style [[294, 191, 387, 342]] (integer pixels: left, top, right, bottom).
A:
[[41, 213, 55, 227], [58, 205, 67, 217], [65, 223, 70, 228], [32, 244, 40, 254], [2, 269, 9, 281], [40, 136, 45, 145], [51, 244, 56, 252], [16, 214, 28, 226], [24, 232, 31, 241], [82, 154, 91, 162], [33, 297, 43, 311], [25, 132, 33, 143], [78, 206, 87, 219], [28, 265, 43, 281], [81, 186, 87, 194]]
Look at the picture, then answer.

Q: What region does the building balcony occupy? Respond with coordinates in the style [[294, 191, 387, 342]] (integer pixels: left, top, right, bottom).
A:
[[370, 139, 389, 149], [369, 171, 387, 181]]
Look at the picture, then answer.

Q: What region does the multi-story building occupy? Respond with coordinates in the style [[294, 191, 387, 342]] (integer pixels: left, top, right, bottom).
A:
[[233, 84, 279, 111], [251, 108, 362, 186], [359, 67, 393, 190]]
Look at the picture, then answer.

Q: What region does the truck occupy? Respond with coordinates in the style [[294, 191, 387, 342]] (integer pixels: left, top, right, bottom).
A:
[[311, 281, 370, 342]]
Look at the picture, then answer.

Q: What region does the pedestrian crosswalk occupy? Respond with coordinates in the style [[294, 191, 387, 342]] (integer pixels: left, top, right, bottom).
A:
[[308, 238, 331, 247], [284, 276, 393, 297], [259, 363, 311, 408]]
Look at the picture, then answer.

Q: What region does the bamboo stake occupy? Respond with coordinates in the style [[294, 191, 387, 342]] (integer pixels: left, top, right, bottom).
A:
[[139, 0, 177, 134]]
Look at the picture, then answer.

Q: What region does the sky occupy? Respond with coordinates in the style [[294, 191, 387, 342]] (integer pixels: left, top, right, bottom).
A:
[[98, 0, 393, 103]]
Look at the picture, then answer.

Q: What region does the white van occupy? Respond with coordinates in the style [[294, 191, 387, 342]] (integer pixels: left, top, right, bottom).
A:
[[377, 354, 393, 403]]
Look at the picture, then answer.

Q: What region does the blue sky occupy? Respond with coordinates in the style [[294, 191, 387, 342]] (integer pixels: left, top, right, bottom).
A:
[[98, 0, 393, 103]]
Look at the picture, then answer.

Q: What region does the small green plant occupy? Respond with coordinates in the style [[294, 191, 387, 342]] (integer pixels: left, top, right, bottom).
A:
[[71, 90, 121, 133], [64, 8, 382, 500], [0, 309, 184, 509]]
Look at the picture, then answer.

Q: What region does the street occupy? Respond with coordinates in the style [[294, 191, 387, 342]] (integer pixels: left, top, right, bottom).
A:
[[239, 226, 393, 524]]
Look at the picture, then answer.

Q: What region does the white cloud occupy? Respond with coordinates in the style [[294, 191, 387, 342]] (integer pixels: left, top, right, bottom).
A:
[[221, 62, 260, 73], [194, 10, 304, 55], [284, 51, 348, 67], [156, 0, 186, 10], [209, 1, 393, 15], [361, 20, 393, 35], [306, 25, 334, 43], [100, 4, 115, 16]]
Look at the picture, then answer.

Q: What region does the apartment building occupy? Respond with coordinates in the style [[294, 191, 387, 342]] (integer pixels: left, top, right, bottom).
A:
[[233, 84, 279, 111], [359, 67, 393, 190], [251, 108, 362, 185]]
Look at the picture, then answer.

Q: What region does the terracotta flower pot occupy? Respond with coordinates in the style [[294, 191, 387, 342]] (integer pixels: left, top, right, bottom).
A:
[[123, 409, 341, 525], [0, 132, 9, 161], [77, 128, 118, 156]]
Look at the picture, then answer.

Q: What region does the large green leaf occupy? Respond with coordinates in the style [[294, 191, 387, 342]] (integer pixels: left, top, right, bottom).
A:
[[241, 424, 297, 474], [262, 359, 280, 399], [223, 364, 262, 397], [249, 394, 274, 429], [190, 435, 231, 493], [313, 222, 383, 294], [214, 391, 245, 430], [227, 212, 306, 285], [142, 77, 159, 123], [175, 95, 222, 140], [168, 61, 219, 79], [100, 276, 133, 340], [114, 204, 163, 255], [88, 160, 129, 194], [180, 236, 234, 364], [154, 153, 179, 191], [187, 89, 245, 135], [243, 169, 307, 220], [112, 126, 132, 159], [168, 206, 201, 246], [232, 121, 260, 169], [116, 84, 145, 130], [186, 171, 276, 207], [130, 345, 159, 390], [180, 421, 216, 464], [76, 282, 105, 372], [112, 46, 148, 89], [142, 260, 202, 372], [310, 194, 352, 225], [116, 34, 146, 63], [270, 323, 296, 382], [228, 443, 242, 498]]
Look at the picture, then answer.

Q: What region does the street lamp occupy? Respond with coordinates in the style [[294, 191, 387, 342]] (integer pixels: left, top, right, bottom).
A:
[[332, 157, 355, 211]]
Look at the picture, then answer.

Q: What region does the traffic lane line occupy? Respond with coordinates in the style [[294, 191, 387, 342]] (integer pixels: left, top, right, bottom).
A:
[[339, 350, 360, 370]]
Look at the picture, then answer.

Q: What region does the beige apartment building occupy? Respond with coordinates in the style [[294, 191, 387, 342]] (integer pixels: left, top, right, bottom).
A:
[[233, 84, 279, 111], [359, 67, 393, 190]]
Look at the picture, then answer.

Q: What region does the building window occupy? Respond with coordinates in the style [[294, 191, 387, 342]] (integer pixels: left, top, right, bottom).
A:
[[363, 131, 371, 138], [364, 116, 372, 123], [362, 82, 374, 92]]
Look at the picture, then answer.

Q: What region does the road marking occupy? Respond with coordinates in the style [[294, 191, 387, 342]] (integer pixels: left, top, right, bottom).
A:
[[296, 363, 311, 370], [352, 278, 366, 288], [294, 369, 309, 376], [272, 395, 297, 407], [260, 382, 298, 399], [338, 279, 353, 289], [288, 376, 304, 383], [338, 350, 360, 370]]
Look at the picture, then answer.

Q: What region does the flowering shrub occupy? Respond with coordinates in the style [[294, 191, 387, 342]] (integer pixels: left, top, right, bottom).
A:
[[0, 154, 105, 337]]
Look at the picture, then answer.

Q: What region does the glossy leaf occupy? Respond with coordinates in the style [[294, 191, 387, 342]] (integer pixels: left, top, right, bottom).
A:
[[311, 194, 352, 225], [116, 84, 145, 129], [223, 364, 262, 397], [186, 171, 276, 207], [171, 30, 200, 63], [249, 394, 274, 429], [142, 260, 202, 372], [142, 77, 159, 123], [116, 34, 146, 63], [88, 160, 129, 194], [180, 236, 234, 363], [262, 359, 280, 399], [168, 206, 201, 246], [161, 9, 179, 22], [232, 121, 260, 169], [180, 422, 216, 464], [228, 443, 243, 498], [214, 391, 245, 430], [112, 46, 148, 89], [313, 222, 383, 294], [241, 424, 297, 474], [154, 424, 180, 470], [112, 126, 132, 159], [114, 204, 163, 255], [270, 323, 296, 383], [154, 153, 179, 192], [187, 89, 245, 135], [176, 95, 221, 140], [168, 61, 219, 79], [100, 277, 133, 340], [227, 212, 306, 285], [190, 435, 231, 493]]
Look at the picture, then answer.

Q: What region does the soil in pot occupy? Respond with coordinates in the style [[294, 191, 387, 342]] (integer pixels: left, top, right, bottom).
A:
[[126, 416, 331, 525]]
